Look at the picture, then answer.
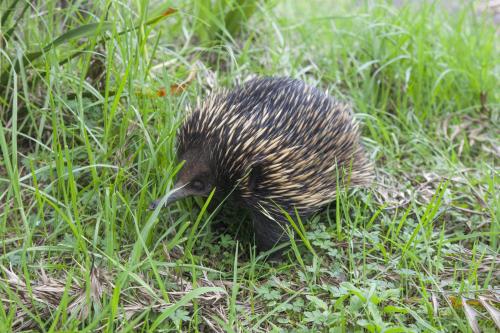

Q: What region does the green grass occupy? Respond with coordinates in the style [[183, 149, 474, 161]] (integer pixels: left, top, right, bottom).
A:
[[1, 0, 499, 331]]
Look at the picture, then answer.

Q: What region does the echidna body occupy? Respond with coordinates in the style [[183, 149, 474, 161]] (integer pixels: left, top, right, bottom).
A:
[[153, 77, 372, 251]]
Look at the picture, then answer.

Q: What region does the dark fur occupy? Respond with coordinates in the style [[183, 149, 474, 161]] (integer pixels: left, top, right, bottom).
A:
[[172, 77, 373, 254]]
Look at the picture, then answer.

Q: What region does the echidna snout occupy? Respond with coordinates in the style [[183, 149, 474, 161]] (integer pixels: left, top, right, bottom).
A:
[[152, 77, 373, 254], [150, 147, 216, 209]]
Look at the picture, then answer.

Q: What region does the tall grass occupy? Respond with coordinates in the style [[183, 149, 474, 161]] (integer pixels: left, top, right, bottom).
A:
[[0, 0, 498, 331]]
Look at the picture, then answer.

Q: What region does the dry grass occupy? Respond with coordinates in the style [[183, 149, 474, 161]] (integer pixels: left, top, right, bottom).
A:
[[1, 0, 499, 331]]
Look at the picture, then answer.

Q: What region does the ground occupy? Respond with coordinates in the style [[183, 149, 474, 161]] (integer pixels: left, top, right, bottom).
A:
[[0, 0, 498, 332]]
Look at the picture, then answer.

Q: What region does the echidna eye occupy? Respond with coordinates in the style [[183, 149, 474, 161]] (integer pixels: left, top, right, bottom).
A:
[[191, 179, 204, 191]]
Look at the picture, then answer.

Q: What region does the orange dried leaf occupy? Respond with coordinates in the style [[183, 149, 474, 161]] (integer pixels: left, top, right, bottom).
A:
[[162, 7, 177, 17], [169, 68, 197, 95], [169, 84, 184, 95], [137, 66, 197, 98], [157, 88, 167, 97]]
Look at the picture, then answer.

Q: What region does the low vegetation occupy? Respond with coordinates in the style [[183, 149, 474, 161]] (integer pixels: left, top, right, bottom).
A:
[[0, 0, 498, 331]]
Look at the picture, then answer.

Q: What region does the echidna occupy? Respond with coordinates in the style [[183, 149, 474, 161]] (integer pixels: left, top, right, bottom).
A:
[[152, 77, 373, 252]]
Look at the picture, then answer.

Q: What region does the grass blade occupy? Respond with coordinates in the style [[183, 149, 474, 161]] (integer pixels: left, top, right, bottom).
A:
[[149, 287, 225, 331]]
